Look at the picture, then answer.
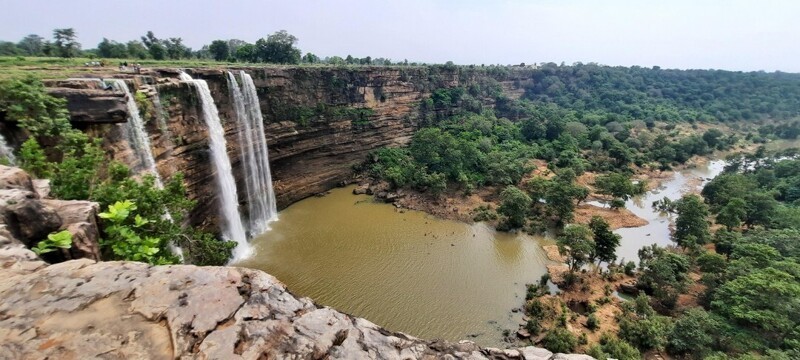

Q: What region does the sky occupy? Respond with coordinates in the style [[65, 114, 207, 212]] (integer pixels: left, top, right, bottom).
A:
[[1, 0, 798, 72]]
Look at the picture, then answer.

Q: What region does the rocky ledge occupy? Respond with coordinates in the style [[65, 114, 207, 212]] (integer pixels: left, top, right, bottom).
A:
[[0, 243, 594, 360]]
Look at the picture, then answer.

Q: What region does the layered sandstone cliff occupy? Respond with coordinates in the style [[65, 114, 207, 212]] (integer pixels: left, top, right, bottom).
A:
[[50, 66, 530, 233]]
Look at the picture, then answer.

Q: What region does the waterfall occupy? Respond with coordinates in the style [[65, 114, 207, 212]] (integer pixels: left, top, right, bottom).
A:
[[109, 80, 164, 188], [226, 71, 277, 237], [178, 72, 250, 261], [0, 133, 15, 165], [110, 79, 183, 259]]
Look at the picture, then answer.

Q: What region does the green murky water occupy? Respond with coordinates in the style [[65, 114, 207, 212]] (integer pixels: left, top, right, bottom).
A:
[[236, 187, 551, 346]]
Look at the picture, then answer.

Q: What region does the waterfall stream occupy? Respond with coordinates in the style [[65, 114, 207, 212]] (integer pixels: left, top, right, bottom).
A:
[[226, 71, 278, 237], [0, 133, 15, 165], [178, 72, 250, 261], [110, 79, 183, 259], [109, 80, 164, 188]]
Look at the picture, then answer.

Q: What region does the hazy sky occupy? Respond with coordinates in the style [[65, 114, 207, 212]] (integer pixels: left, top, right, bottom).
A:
[[1, 0, 798, 72]]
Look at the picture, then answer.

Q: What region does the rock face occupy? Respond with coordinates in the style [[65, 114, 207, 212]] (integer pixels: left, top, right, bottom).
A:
[[0, 165, 101, 261], [46, 87, 128, 123], [0, 238, 593, 359], [68, 66, 530, 232]]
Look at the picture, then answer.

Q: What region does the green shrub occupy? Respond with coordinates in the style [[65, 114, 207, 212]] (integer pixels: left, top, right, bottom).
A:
[[587, 313, 600, 331], [32, 230, 72, 255], [541, 328, 577, 353]]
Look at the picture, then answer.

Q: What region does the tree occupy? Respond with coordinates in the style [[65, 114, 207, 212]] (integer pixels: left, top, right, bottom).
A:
[[208, 40, 229, 61], [711, 267, 800, 339], [703, 128, 725, 149], [558, 224, 594, 272], [594, 172, 641, 201], [618, 294, 674, 351], [97, 38, 128, 58], [590, 216, 621, 268], [164, 38, 190, 59], [716, 197, 747, 230], [541, 328, 577, 353], [743, 192, 779, 228], [302, 52, 320, 64], [126, 40, 149, 59], [498, 185, 531, 229], [141, 31, 166, 60], [638, 248, 690, 308], [17, 34, 44, 56], [673, 194, 710, 248], [667, 308, 718, 357], [0, 42, 19, 56], [235, 43, 256, 62], [254, 30, 301, 64], [52, 28, 80, 58]]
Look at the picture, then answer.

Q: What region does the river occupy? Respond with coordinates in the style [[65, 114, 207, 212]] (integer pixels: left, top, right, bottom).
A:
[[237, 159, 727, 347]]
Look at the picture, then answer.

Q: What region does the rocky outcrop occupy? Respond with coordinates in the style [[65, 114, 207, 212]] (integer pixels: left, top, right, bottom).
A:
[[46, 81, 128, 123], [0, 236, 592, 359], [0, 165, 101, 261]]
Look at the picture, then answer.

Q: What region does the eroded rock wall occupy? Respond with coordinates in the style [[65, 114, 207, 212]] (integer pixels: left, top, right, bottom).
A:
[[65, 66, 528, 233]]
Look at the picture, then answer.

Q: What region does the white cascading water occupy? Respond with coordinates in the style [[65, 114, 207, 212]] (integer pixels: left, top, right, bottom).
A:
[[109, 80, 164, 188], [110, 79, 183, 259], [178, 72, 250, 261], [226, 71, 277, 237], [0, 133, 15, 165]]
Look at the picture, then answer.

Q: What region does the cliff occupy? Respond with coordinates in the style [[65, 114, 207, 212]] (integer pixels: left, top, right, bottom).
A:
[[55, 66, 530, 232], [0, 234, 592, 360]]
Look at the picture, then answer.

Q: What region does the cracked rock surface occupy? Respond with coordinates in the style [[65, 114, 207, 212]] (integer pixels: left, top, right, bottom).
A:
[[0, 237, 594, 359]]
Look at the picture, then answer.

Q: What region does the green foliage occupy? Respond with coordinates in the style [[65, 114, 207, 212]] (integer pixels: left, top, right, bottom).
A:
[[558, 224, 594, 272], [32, 230, 73, 255], [99, 200, 167, 264], [711, 267, 800, 340], [667, 308, 718, 358], [618, 294, 674, 350], [522, 63, 800, 122], [587, 333, 641, 360], [673, 194, 711, 248], [471, 205, 498, 222], [497, 185, 531, 229], [594, 172, 644, 201], [541, 328, 578, 353], [208, 40, 229, 61], [253, 30, 301, 64], [586, 313, 600, 331], [590, 216, 621, 267], [638, 245, 690, 308]]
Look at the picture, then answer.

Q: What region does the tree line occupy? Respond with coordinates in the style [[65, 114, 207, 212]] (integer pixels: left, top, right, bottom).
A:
[[0, 28, 412, 66]]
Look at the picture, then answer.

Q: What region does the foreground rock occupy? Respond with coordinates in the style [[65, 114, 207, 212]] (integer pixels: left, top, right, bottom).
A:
[[0, 165, 101, 261], [0, 237, 593, 359]]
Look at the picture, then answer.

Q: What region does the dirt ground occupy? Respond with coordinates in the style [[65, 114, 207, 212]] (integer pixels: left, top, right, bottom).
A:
[[573, 204, 649, 229]]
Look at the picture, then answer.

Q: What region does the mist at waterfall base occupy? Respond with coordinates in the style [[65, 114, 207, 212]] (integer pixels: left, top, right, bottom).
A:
[[226, 71, 278, 237]]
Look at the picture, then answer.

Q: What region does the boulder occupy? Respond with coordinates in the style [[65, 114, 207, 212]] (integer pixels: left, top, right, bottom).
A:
[[353, 184, 369, 195], [0, 189, 62, 245], [618, 279, 639, 295], [42, 199, 102, 261], [0, 165, 34, 192], [32, 179, 50, 199]]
